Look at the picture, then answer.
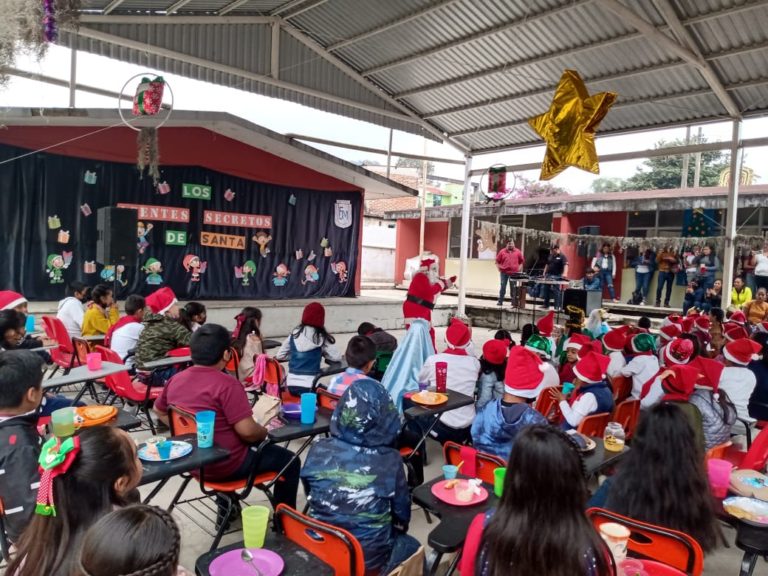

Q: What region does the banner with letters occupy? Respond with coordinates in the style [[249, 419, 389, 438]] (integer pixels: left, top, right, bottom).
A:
[[0, 143, 361, 300]]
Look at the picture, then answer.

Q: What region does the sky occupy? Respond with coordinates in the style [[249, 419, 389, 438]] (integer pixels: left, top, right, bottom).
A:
[[2, 44, 767, 194]]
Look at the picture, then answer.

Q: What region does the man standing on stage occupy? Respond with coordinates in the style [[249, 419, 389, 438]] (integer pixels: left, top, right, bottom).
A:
[[542, 245, 569, 311], [496, 239, 525, 307]]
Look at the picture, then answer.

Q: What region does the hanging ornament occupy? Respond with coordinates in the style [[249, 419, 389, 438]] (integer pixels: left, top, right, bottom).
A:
[[118, 73, 174, 186], [42, 0, 57, 42], [528, 70, 617, 180], [479, 164, 516, 202]]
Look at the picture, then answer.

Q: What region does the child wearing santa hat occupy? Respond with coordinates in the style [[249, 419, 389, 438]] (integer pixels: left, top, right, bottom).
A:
[[719, 338, 761, 433], [135, 287, 192, 373], [523, 334, 560, 391], [620, 333, 660, 400], [550, 352, 614, 430], [690, 356, 736, 451], [602, 327, 628, 380], [640, 338, 695, 409], [275, 302, 343, 396], [471, 347, 548, 460], [476, 339, 509, 410], [0, 291, 28, 313], [558, 333, 590, 386], [418, 318, 480, 444]]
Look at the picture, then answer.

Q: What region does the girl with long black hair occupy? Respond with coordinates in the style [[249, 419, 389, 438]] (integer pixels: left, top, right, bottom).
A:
[[178, 302, 206, 332], [460, 425, 614, 576], [604, 402, 721, 552], [231, 306, 263, 381]]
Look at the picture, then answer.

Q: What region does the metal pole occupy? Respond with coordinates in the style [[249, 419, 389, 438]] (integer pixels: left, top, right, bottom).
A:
[[419, 137, 427, 255], [693, 126, 703, 188], [457, 155, 473, 317], [722, 119, 743, 301], [680, 125, 691, 188], [69, 47, 77, 108], [386, 128, 393, 179]]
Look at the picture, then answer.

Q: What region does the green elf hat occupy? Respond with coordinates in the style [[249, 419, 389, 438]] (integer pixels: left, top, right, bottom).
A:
[[143, 258, 160, 270], [524, 334, 552, 359], [46, 254, 59, 268], [630, 332, 657, 355]]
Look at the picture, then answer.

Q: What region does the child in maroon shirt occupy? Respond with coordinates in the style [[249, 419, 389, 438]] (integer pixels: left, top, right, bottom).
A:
[[154, 324, 299, 507]]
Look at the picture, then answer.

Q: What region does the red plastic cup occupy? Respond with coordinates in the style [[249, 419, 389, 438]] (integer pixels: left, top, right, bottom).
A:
[[707, 458, 732, 499], [86, 352, 102, 371], [435, 361, 448, 393]]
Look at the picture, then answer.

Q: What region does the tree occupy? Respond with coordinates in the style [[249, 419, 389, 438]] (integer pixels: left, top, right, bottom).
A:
[[590, 177, 624, 193], [620, 136, 730, 191], [513, 175, 569, 198], [395, 156, 435, 175]]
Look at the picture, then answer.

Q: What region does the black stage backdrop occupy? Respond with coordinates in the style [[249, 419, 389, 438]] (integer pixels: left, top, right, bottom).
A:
[[0, 144, 361, 300]]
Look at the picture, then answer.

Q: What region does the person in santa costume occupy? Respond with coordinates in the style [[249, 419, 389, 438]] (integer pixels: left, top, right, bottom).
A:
[[471, 346, 547, 460], [549, 351, 614, 430], [719, 338, 761, 432], [403, 257, 455, 346], [417, 318, 479, 444], [620, 333, 660, 400]]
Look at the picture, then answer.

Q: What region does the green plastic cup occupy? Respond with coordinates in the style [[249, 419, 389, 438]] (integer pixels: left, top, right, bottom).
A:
[[242, 505, 270, 548], [494, 467, 507, 498]]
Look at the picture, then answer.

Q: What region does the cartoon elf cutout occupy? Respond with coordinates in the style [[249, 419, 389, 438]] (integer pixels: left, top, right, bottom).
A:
[[142, 258, 163, 285], [183, 254, 207, 282], [46, 252, 72, 284], [235, 260, 257, 286]]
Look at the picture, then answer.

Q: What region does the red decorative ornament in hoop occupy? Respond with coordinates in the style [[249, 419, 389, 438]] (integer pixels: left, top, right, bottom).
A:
[[480, 164, 516, 202]]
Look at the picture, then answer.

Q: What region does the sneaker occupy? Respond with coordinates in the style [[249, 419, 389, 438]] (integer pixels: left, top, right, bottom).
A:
[[612, 298, 620, 303], [641, 300, 646, 306], [496, 301, 503, 307], [664, 302, 670, 308], [655, 301, 661, 307]]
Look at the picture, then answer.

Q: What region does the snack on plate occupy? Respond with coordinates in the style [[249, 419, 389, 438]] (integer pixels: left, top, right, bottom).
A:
[[730, 470, 768, 501], [723, 496, 768, 524], [75, 405, 118, 427], [444, 479, 459, 490]]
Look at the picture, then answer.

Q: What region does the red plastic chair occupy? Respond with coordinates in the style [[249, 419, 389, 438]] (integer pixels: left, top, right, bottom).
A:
[[724, 427, 768, 471], [166, 405, 281, 551], [224, 347, 241, 379], [587, 508, 704, 575], [42, 315, 77, 375], [534, 387, 563, 423], [577, 412, 611, 438], [705, 441, 732, 461], [443, 441, 506, 485], [275, 503, 366, 576], [95, 346, 162, 433], [612, 398, 641, 440], [317, 388, 341, 411], [611, 375, 633, 403]]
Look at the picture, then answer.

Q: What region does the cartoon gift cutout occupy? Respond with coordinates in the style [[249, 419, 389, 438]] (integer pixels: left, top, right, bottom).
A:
[[252, 231, 272, 258], [224, 189, 235, 202], [137, 222, 154, 254], [84, 170, 97, 185], [48, 215, 61, 230], [234, 260, 257, 286], [295, 249, 304, 261], [142, 258, 163, 285], [272, 263, 290, 287], [46, 252, 72, 284], [320, 238, 332, 258], [80, 204, 92, 217], [183, 254, 207, 282], [57, 230, 70, 244], [156, 181, 171, 195], [331, 261, 348, 283], [302, 264, 319, 285], [83, 261, 96, 274]]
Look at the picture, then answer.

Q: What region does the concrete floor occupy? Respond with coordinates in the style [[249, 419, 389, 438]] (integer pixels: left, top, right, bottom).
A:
[[119, 325, 765, 575]]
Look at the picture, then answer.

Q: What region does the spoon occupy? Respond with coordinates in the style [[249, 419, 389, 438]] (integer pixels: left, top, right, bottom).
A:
[[241, 549, 264, 576]]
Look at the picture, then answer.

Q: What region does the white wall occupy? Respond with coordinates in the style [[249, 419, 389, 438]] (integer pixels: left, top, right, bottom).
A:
[[362, 217, 396, 283]]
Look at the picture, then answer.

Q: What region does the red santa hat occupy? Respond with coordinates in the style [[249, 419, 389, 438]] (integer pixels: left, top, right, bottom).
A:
[[662, 313, 683, 328], [662, 337, 694, 366], [565, 333, 591, 352], [301, 302, 326, 328], [573, 351, 611, 384], [145, 287, 178, 315], [602, 329, 628, 352], [693, 316, 711, 333], [681, 316, 696, 334], [661, 364, 699, 402], [445, 318, 472, 349], [0, 290, 27, 311], [723, 338, 762, 366], [692, 356, 724, 393], [482, 339, 509, 365], [659, 323, 683, 342], [728, 310, 747, 324], [418, 257, 436, 270], [579, 339, 603, 359], [724, 324, 750, 342], [504, 347, 546, 399], [536, 311, 554, 337]]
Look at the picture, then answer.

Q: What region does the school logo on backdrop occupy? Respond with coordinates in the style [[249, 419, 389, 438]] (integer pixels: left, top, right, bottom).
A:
[[334, 200, 352, 229]]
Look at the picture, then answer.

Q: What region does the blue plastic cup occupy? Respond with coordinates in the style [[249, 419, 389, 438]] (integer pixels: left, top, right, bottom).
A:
[[156, 440, 172, 460], [300, 393, 317, 425], [25, 314, 35, 333], [196, 410, 215, 448], [442, 464, 458, 480]]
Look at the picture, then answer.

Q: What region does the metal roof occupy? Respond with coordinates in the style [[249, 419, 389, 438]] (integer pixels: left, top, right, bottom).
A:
[[64, 0, 768, 153]]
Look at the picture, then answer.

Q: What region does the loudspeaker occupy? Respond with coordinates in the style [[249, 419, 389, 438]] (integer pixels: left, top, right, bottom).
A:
[[96, 207, 137, 265], [577, 225, 600, 259], [563, 288, 603, 317]]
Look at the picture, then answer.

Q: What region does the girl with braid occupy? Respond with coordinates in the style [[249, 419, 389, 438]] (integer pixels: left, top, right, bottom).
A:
[[75, 505, 192, 576]]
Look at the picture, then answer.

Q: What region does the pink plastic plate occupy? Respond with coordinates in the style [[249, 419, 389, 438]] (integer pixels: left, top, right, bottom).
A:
[[431, 479, 489, 507], [209, 548, 284, 576]]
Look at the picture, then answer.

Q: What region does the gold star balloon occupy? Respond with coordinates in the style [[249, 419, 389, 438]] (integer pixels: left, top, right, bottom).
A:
[[528, 70, 617, 180]]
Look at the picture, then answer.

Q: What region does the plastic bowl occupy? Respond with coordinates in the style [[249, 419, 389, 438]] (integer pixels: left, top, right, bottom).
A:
[[282, 403, 302, 420]]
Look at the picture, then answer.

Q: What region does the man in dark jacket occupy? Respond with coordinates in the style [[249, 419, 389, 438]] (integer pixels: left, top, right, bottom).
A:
[[0, 351, 45, 542]]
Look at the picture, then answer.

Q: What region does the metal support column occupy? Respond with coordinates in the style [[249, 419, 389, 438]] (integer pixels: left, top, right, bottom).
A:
[[457, 155, 473, 317], [386, 128, 393, 179], [69, 47, 77, 108], [722, 119, 743, 299]]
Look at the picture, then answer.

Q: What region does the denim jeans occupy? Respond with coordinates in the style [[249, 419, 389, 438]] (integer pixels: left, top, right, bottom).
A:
[[597, 269, 615, 300], [656, 271, 675, 305], [380, 532, 422, 575], [223, 443, 300, 508], [634, 272, 650, 300], [497, 273, 517, 305], [542, 277, 563, 310]]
